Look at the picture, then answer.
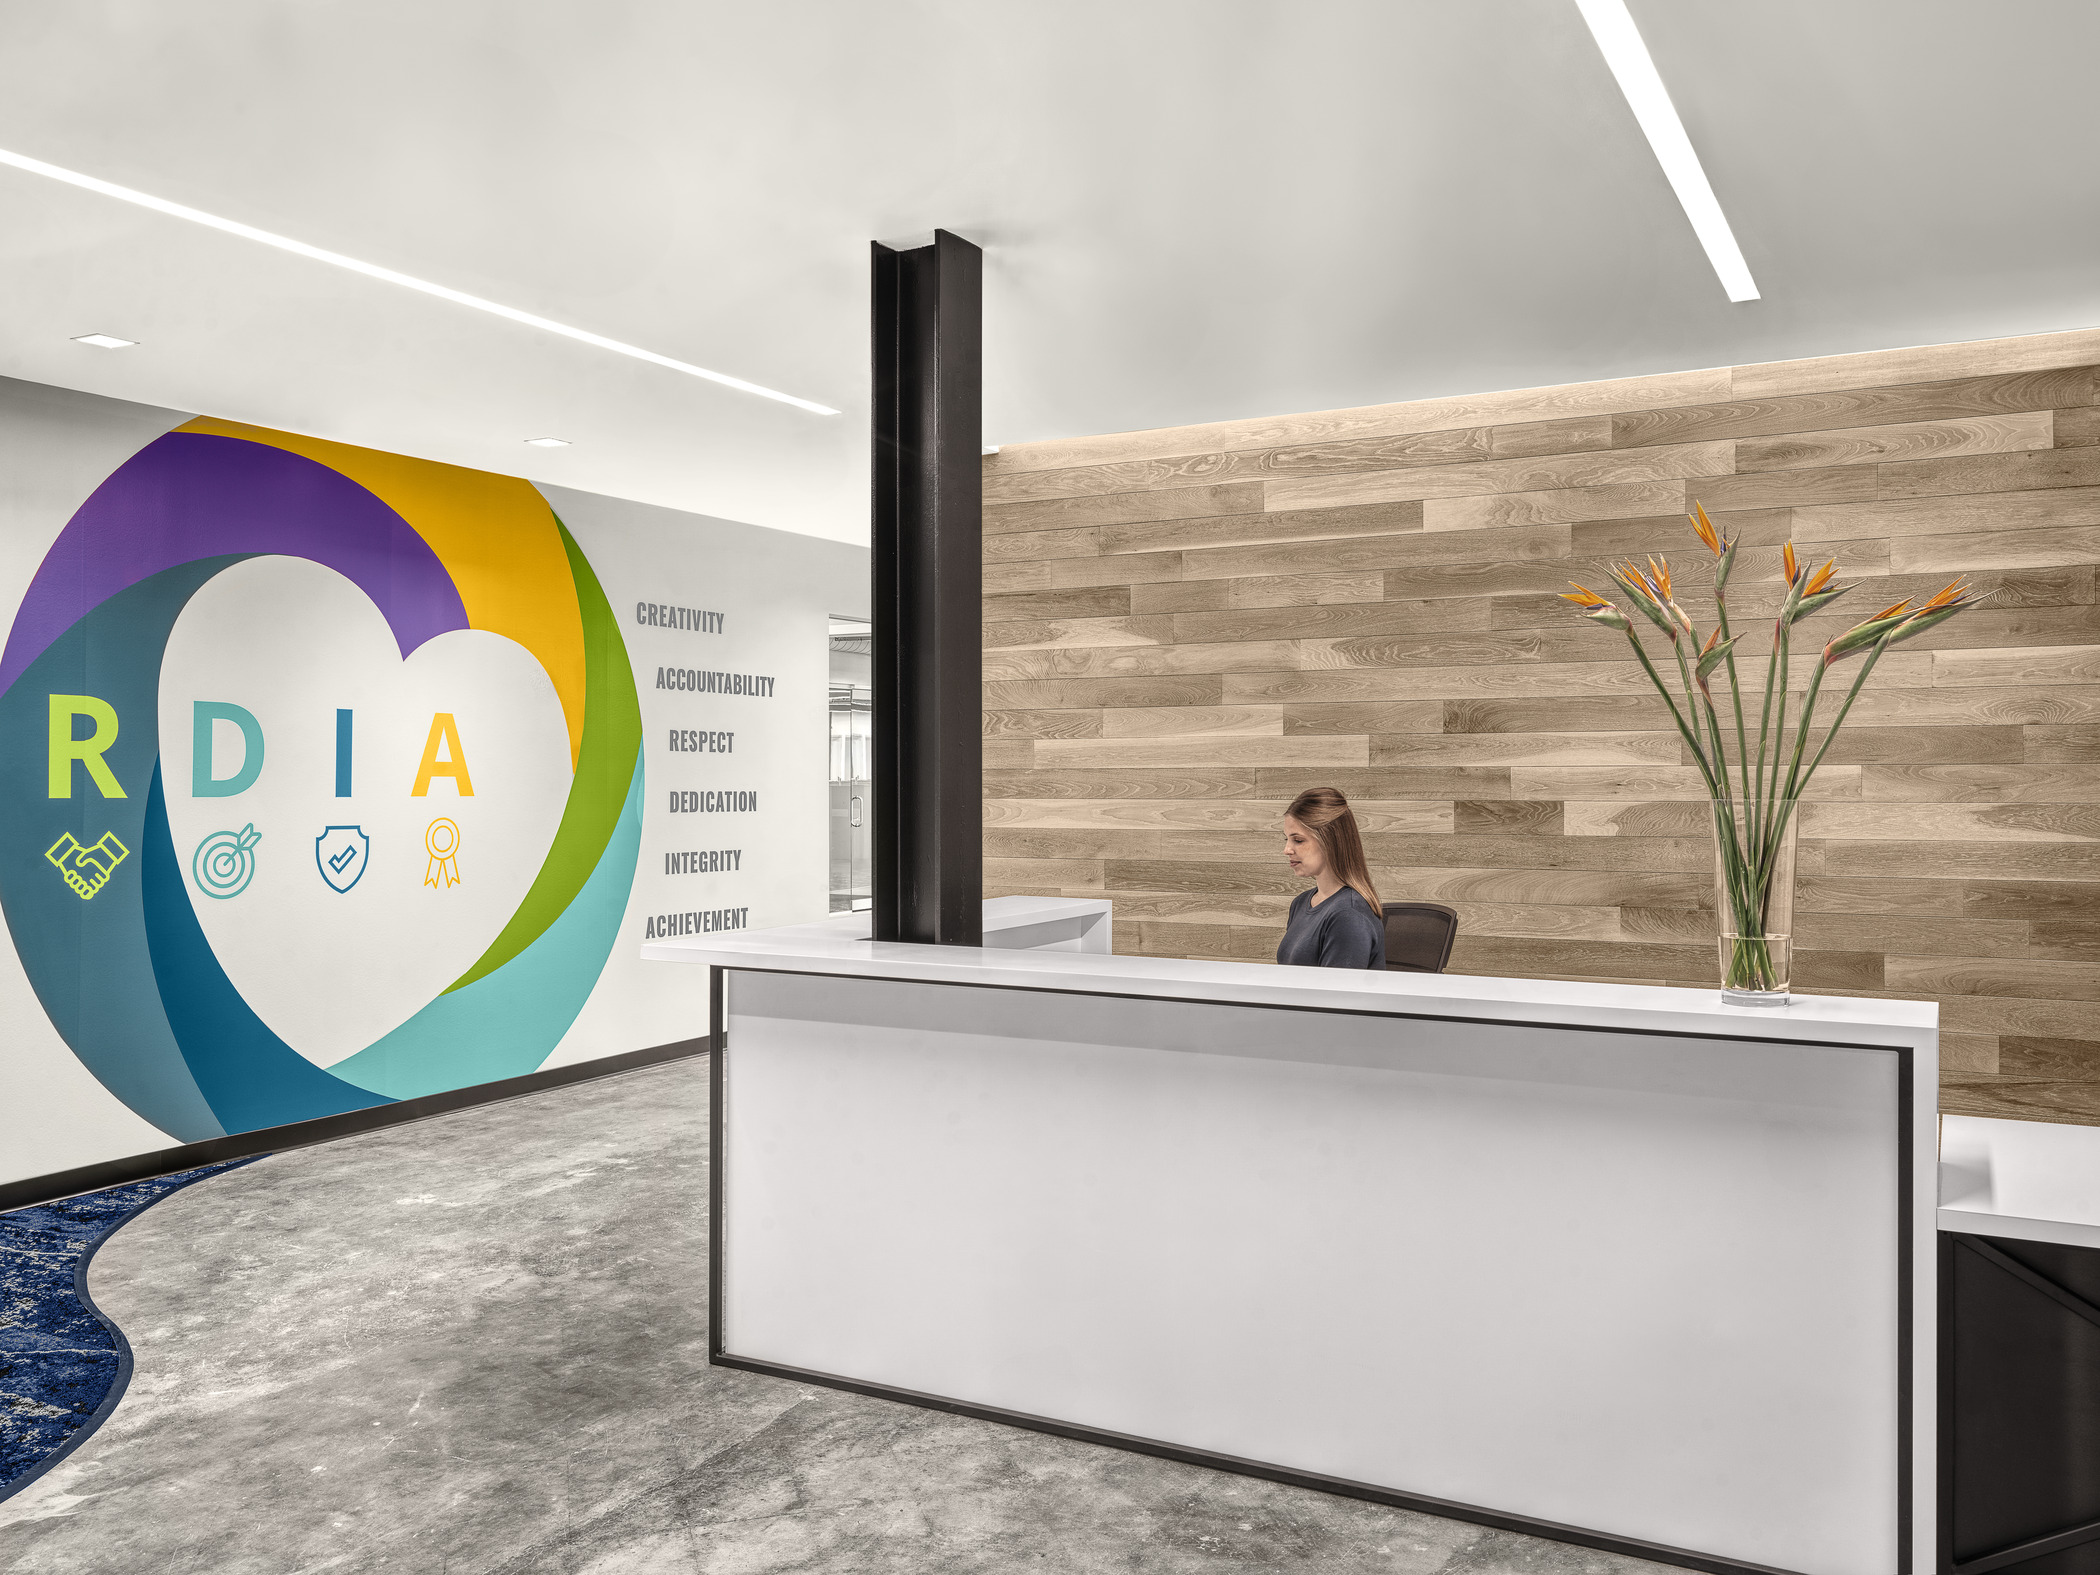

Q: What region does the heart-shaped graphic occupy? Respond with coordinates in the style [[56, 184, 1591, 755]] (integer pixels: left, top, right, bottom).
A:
[[159, 556, 571, 1068], [0, 421, 642, 1142]]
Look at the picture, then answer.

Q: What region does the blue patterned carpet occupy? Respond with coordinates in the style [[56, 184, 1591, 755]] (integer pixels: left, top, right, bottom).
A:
[[0, 1159, 259, 1499]]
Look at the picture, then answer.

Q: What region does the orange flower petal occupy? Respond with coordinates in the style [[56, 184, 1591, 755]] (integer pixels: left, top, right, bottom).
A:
[[1690, 501, 1721, 554], [1783, 541, 1800, 584]]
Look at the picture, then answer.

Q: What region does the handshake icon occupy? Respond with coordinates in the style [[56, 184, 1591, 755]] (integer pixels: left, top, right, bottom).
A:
[[46, 831, 131, 901]]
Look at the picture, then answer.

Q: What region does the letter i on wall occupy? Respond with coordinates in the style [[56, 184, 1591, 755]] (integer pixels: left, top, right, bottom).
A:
[[335, 708, 353, 796]]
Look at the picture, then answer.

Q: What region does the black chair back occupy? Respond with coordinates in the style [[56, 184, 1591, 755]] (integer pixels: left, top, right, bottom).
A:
[[1381, 902, 1458, 973]]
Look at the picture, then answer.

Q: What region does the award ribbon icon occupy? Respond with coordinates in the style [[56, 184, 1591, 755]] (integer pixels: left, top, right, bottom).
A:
[[193, 823, 262, 899], [424, 817, 462, 888]]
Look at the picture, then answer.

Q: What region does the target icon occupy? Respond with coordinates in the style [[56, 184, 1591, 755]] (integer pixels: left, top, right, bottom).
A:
[[192, 823, 262, 900]]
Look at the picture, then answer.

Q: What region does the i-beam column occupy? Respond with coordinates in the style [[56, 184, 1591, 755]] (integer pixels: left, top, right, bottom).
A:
[[870, 229, 983, 946]]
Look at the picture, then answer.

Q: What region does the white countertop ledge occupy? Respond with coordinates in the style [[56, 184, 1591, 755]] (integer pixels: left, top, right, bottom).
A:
[[1939, 1114, 2100, 1247], [643, 927, 1937, 1048]]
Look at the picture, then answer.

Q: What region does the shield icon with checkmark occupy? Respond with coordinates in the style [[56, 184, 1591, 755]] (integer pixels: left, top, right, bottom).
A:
[[315, 825, 370, 894]]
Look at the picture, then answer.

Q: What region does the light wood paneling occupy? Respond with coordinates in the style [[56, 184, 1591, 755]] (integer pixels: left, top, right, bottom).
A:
[[1423, 480, 1690, 533], [1791, 488, 2100, 544], [1263, 441, 1735, 513], [1729, 330, 2100, 400], [984, 482, 1262, 532], [1100, 501, 1423, 556], [1035, 735, 1370, 770], [1612, 368, 2093, 449], [1733, 413, 2053, 473], [978, 368, 1735, 478], [986, 326, 2100, 1125]]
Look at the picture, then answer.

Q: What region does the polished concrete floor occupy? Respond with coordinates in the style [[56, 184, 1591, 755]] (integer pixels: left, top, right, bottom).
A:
[[0, 1059, 1672, 1575]]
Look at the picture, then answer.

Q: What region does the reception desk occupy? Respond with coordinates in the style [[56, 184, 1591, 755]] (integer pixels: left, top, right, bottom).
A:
[[1937, 1115, 2100, 1573], [645, 901, 1937, 1575]]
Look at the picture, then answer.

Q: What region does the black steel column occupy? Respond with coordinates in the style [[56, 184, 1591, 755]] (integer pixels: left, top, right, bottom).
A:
[[871, 229, 982, 946]]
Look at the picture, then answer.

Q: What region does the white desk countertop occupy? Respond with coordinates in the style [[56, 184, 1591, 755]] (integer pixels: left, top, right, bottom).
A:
[[1940, 1113, 2100, 1249], [645, 906, 1937, 1050]]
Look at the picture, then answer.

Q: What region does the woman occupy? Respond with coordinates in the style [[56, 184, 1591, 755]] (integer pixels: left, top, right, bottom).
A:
[[1276, 786, 1386, 970]]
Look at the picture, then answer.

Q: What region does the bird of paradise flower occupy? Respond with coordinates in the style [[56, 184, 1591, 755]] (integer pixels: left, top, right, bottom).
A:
[[1561, 504, 1984, 996]]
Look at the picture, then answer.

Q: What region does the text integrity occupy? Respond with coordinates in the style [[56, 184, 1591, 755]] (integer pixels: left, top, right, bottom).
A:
[[666, 848, 742, 874]]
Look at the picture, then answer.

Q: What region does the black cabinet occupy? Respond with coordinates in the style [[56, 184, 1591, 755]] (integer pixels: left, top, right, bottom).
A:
[[1941, 1231, 2100, 1573]]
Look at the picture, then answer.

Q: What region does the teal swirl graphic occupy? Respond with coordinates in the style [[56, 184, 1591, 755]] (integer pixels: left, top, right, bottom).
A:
[[0, 425, 644, 1140]]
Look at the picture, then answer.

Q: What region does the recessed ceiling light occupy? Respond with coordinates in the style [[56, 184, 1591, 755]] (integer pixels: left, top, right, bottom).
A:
[[0, 145, 839, 415], [72, 333, 137, 349], [524, 437, 571, 448], [1574, 0, 1760, 303]]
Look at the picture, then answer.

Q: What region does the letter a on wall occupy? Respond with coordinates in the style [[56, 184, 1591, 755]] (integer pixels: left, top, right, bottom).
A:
[[411, 712, 475, 797]]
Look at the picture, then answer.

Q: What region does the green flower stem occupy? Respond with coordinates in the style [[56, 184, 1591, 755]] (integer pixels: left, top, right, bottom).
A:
[[1624, 632, 1722, 798], [1744, 641, 1897, 959], [1771, 622, 1793, 853], [1671, 638, 1709, 771], [1752, 623, 1780, 851], [1712, 756, 1756, 936], [1715, 594, 1753, 812], [1781, 660, 1831, 806], [1798, 640, 1892, 791]]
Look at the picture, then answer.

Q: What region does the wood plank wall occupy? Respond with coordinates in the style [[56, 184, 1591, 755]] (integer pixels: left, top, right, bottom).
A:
[[980, 327, 2100, 1126]]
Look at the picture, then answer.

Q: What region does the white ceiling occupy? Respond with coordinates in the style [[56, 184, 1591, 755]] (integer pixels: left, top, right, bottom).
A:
[[3, 1, 2099, 546]]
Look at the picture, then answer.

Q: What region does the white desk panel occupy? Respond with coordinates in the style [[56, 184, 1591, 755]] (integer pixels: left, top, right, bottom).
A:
[[1940, 1113, 2100, 1250], [717, 968, 1912, 1575]]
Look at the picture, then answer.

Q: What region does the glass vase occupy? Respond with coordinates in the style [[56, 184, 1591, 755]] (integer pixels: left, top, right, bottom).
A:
[[1710, 798, 1798, 1006]]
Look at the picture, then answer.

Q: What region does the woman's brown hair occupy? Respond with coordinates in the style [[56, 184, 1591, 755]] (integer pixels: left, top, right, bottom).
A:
[[1284, 786, 1382, 916]]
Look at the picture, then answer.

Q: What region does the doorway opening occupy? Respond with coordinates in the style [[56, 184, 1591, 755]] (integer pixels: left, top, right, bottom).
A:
[[828, 616, 872, 913]]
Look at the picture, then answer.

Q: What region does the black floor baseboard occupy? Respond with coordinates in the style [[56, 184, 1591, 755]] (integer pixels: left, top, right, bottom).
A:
[[0, 1036, 713, 1214]]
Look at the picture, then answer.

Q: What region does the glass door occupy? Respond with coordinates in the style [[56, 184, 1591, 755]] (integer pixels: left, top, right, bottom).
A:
[[828, 619, 872, 912]]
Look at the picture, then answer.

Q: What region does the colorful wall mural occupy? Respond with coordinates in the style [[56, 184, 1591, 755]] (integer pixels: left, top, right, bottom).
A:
[[0, 390, 864, 1180], [0, 419, 641, 1142]]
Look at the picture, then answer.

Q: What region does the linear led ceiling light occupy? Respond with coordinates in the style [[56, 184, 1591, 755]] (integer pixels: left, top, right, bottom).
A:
[[0, 145, 840, 414], [1573, 0, 1760, 303], [72, 332, 137, 349]]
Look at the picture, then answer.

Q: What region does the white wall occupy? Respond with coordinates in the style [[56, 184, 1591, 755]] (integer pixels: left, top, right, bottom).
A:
[[542, 483, 865, 1067]]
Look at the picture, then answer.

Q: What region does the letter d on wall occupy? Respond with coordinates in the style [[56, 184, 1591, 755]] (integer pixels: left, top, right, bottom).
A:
[[193, 701, 265, 797], [48, 694, 126, 798]]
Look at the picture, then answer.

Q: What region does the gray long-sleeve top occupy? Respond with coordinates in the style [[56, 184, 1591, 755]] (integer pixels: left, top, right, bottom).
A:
[[1275, 887, 1386, 970]]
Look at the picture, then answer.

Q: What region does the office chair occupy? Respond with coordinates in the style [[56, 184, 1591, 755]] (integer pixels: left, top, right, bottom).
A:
[[1382, 902, 1458, 973]]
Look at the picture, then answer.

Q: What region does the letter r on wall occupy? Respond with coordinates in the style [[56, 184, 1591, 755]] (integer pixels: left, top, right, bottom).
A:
[[48, 695, 125, 798]]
